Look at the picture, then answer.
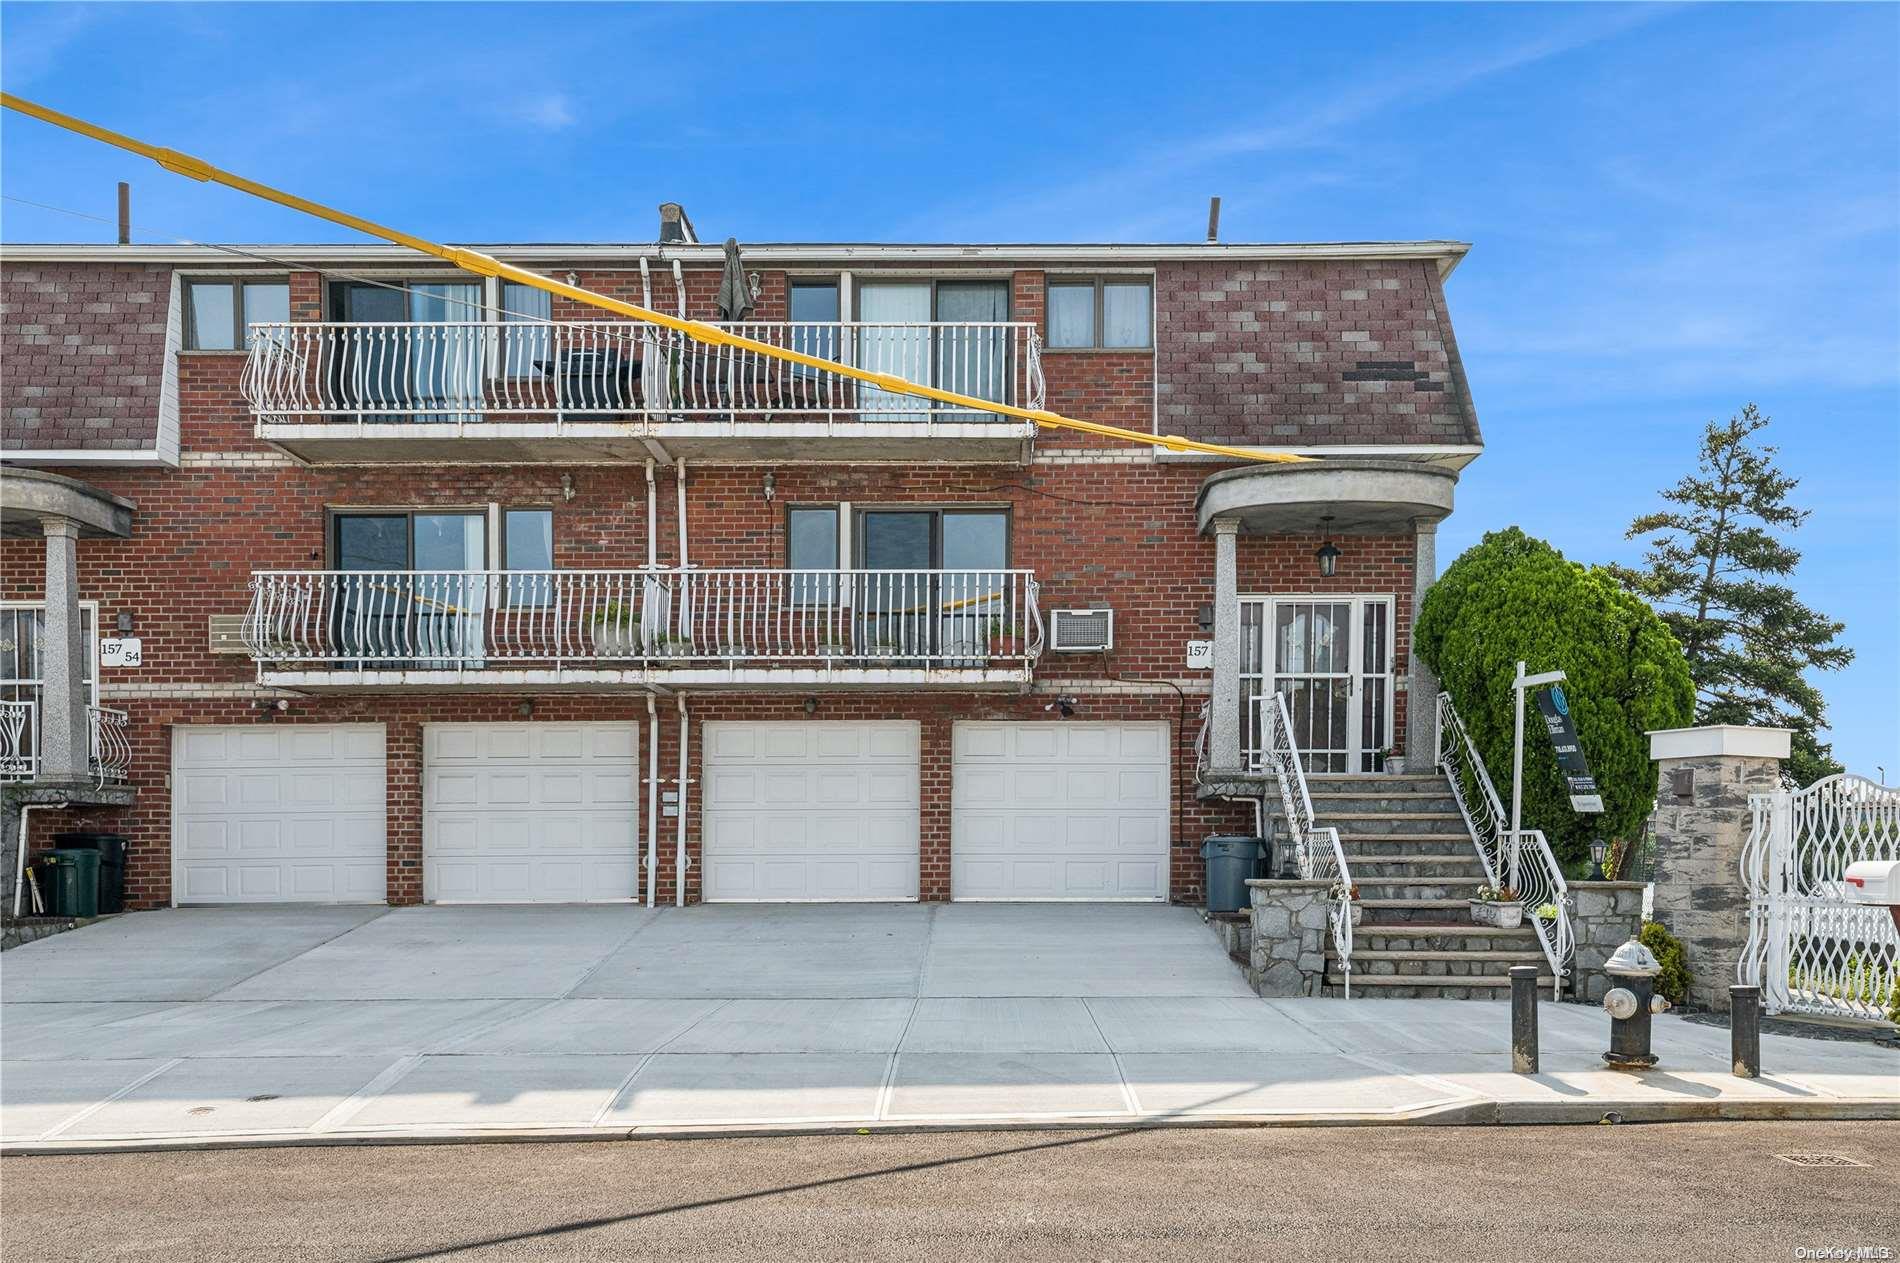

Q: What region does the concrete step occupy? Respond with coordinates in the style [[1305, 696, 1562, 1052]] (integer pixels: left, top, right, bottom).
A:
[[1333, 836, 1480, 858], [1308, 773, 1446, 789], [1353, 923, 1543, 952], [1319, 814, 1472, 838], [1337, 950, 1549, 978], [1357, 897, 1481, 924], [1309, 792, 1460, 814], [1338, 948, 1548, 964], [1325, 971, 1556, 999], [1343, 853, 1486, 871]]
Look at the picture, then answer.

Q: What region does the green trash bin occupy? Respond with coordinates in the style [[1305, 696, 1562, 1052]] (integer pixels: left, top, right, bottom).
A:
[[40, 849, 101, 918], [1200, 835, 1264, 914]]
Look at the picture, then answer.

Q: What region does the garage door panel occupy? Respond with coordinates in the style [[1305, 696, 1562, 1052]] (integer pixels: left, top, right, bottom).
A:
[[702, 722, 920, 902], [423, 723, 639, 903], [952, 722, 1169, 901], [173, 725, 387, 905]]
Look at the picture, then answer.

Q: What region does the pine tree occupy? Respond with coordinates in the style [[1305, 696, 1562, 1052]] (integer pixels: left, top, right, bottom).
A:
[[1611, 404, 1852, 786]]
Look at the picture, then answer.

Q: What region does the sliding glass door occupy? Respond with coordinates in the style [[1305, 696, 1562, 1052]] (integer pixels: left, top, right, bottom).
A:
[[334, 513, 487, 667], [856, 283, 931, 421], [857, 509, 1008, 661], [330, 281, 484, 421]]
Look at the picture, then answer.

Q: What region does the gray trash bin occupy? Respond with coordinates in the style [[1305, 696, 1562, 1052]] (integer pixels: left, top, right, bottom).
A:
[[1200, 835, 1264, 914]]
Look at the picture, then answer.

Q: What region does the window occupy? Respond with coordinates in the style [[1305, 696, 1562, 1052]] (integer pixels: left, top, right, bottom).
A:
[[500, 282, 553, 378], [503, 508, 554, 607], [787, 506, 839, 605], [185, 279, 290, 349], [1044, 277, 1152, 349], [788, 280, 841, 367]]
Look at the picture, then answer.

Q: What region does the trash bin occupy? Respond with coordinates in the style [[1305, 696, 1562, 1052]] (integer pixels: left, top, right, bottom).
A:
[[38, 848, 102, 918], [53, 832, 128, 915], [1200, 835, 1264, 914]]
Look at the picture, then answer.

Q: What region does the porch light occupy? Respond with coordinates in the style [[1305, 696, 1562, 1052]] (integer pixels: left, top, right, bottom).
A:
[[1315, 517, 1341, 578], [1589, 838, 1608, 882]]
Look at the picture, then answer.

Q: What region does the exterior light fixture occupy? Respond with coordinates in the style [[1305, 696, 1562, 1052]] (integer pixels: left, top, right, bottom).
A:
[[1315, 516, 1341, 578], [517, 699, 535, 718], [1195, 603, 1214, 632], [115, 611, 134, 633], [802, 696, 817, 715], [764, 472, 777, 503], [1588, 838, 1608, 882]]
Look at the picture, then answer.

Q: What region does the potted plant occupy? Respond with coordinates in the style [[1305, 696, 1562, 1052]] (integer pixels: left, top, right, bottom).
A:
[[1328, 880, 1363, 926], [589, 602, 640, 656], [1468, 883, 1524, 928], [1533, 902, 1561, 925], [984, 616, 1013, 658], [651, 632, 695, 658]]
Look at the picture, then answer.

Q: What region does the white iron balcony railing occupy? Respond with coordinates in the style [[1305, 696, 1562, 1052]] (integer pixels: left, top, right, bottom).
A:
[[245, 568, 1042, 672], [88, 705, 130, 787], [0, 698, 35, 783], [241, 321, 1045, 424]]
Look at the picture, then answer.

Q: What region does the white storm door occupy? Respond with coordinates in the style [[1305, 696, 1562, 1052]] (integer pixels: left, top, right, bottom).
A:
[[701, 721, 920, 901], [1264, 596, 1394, 773], [171, 724, 387, 904], [424, 722, 639, 903], [952, 721, 1170, 901]]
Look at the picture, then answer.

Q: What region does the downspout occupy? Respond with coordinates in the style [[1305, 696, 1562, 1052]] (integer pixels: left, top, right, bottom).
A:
[[645, 694, 659, 909], [644, 459, 658, 569], [12, 801, 67, 917], [675, 693, 690, 907], [675, 458, 689, 568]]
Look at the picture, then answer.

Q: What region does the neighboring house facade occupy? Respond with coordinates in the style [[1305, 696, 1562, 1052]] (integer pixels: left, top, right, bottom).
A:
[[0, 213, 1478, 911]]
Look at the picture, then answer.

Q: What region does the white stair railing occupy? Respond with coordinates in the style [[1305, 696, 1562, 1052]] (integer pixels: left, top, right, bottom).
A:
[[244, 568, 1042, 671], [1258, 692, 1354, 995], [1434, 692, 1572, 997]]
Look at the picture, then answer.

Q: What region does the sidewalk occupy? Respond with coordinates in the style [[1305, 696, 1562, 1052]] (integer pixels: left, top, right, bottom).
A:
[[2, 905, 1893, 1152]]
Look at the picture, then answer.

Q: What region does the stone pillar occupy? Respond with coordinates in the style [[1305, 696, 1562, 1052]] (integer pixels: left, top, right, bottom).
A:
[[1208, 518, 1243, 773], [1566, 881, 1649, 1003], [39, 519, 90, 783], [1405, 517, 1440, 768], [1646, 725, 1791, 1013], [1246, 878, 1331, 996]]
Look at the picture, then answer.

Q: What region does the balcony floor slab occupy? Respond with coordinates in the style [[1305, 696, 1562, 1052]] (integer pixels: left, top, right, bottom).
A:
[[255, 666, 1034, 693]]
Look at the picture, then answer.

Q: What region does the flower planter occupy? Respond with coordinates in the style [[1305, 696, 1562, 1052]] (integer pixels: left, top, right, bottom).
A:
[[1384, 756, 1407, 775], [1468, 900, 1524, 929], [591, 625, 640, 657]]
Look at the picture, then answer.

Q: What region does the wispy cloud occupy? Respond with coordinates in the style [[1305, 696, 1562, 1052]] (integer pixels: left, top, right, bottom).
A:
[[903, 5, 1672, 240], [513, 93, 577, 133]]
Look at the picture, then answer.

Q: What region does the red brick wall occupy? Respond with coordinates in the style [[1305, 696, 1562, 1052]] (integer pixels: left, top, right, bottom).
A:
[[1, 262, 171, 449], [1155, 259, 1479, 448]]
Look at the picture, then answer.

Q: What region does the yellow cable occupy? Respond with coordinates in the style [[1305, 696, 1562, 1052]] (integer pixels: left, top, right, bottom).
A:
[[1, 92, 1305, 464]]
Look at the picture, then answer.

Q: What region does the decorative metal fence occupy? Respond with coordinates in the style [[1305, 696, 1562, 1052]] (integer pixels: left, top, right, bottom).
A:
[[1434, 692, 1573, 996], [245, 568, 1042, 672], [242, 320, 1044, 424], [1739, 774, 1899, 1020], [88, 705, 130, 787], [0, 698, 34, 782]]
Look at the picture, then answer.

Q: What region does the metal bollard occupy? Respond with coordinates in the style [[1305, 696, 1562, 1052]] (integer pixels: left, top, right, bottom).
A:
[[1731, 984, 1762, 1078], [1510, 964, 1540, 1073]]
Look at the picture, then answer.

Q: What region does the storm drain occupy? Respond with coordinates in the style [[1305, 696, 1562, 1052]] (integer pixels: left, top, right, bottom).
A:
[[1775, 1153, 1870, 1168]]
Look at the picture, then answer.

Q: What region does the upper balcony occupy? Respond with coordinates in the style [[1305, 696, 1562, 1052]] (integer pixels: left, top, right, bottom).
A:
[[240, 320, 1042, 464], [243, 566, 1041, 692]]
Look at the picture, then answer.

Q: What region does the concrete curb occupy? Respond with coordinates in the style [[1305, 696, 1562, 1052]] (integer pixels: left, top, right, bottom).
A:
[[7, 1096, 1896, 1157]]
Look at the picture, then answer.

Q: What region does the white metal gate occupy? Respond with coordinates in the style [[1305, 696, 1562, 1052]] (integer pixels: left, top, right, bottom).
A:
[[1738, 774, 1899, 1020]]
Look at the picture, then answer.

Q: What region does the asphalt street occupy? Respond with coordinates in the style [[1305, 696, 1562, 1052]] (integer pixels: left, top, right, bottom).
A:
[[3, 1119, 1896, 1262]]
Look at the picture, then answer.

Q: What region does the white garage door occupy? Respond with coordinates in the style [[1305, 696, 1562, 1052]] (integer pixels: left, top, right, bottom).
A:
[[702, 721, 919, 902], [172, 725, 386, 904], [953, 721, 1170, 901], [424, 723, 639, 903]]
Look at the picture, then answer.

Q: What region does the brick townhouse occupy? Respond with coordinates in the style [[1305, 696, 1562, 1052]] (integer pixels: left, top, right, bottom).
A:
[[0, 209, 1479, 913]]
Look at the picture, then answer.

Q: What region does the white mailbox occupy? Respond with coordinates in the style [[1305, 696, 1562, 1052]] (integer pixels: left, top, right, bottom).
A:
[[1843, 860, 1900, 905]]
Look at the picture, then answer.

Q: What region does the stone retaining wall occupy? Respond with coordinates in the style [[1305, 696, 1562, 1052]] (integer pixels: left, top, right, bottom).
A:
[[1244, 878, 1332, 997], [1566, 881, 1648, 1003]]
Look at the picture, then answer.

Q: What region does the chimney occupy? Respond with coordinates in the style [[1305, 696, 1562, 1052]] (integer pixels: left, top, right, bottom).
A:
[[117, 182, 130, 245], [658, 203, 699, 245], [1206, 196, 1221, 243]]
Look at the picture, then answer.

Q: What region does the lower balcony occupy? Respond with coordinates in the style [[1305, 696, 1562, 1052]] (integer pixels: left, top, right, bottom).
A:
[[0, 696, 132, 790], [244, 567, 1042, 692]]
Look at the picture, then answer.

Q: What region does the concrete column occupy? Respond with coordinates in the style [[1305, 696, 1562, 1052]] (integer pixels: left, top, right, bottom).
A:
[[1646, 725, 1791, 1013], [1208, 518, 1243, 773], [1405, 517, 1440, 768], [39, 519, 90, 783]]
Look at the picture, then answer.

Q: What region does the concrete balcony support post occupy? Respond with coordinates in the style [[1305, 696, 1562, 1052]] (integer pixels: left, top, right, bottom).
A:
[[39, 518, 90, 783], [1208, 518, 1244, 774]]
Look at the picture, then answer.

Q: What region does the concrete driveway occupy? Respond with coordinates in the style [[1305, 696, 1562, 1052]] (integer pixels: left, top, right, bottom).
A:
[[2, 904, 1893, 1149]]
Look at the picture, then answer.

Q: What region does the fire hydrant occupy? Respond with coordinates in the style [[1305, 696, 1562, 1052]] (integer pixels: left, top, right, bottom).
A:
[[1601, 936, 1670, 1070]]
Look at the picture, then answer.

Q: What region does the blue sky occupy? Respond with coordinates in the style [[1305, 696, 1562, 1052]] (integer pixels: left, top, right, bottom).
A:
[[4, 2, 1896, 773]]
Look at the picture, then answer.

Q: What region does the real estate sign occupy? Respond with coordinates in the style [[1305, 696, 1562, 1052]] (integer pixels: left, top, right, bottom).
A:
[[1534, 685, 1604, 813]]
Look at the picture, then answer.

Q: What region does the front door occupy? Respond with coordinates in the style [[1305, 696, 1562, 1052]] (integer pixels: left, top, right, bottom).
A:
[[1242, 596, 1394, 773]]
